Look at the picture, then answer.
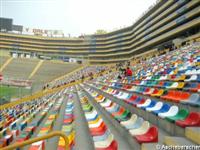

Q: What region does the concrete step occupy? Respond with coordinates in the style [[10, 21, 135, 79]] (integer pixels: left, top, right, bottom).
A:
[[141, 143, 159, 150], [185, 127, 200, 145], [164, 136, 196, 146], [74, 87, 95, 150]]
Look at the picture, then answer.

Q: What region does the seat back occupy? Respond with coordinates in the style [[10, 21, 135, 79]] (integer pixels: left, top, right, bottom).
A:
[[134, 117, 144, 128], [154, 102, 163, 109], [189, 94, 199, 102], [181, 92, 190, 99], [157, 81, 164, 86], [177, 109, 189, 118], [145, 99, 152, 105], [186, 112, 200, 123], [168, 106, 179, 114], [149, 100, 156, 107], [144, 88, 150, 92], [172, 90, 180, 97], [140, 121, 150, 131], [146, 126, 158, 138], [158, 89, 164, 94], [128, 95, 137, 101], [152, 89, 159, 94], [168, 90, 175, 96], [161, 103, 170, 111], [177, 82, 185, 88], [138, 99, 146, 104]]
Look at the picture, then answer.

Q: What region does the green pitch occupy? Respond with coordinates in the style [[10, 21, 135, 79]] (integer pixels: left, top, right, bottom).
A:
[[0, 85, 31, 100]]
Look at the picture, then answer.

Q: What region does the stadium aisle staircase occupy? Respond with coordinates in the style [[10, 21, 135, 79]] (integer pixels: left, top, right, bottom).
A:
[[29, 60, 44, 79], [76, 87, 118, 150], [0, 57, 13, 72]]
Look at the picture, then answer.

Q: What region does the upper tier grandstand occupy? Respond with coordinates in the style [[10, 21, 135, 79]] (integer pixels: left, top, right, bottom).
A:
[[0, 43, 200, 150], [0, 56, 83, 92]]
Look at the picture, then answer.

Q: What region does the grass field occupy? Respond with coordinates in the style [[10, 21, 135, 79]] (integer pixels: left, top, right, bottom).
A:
[[0, 85, 31, 101]]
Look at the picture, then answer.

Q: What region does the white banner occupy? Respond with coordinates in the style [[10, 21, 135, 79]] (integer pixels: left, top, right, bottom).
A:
[[22, 27, 64, 37]]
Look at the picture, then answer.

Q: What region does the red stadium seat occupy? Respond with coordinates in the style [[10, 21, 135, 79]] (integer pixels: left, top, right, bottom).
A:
[[161, 90, 190, 102], [96, 140, 118, 150], [90, 122, 107, 136], [135, 126, 158, 144], [122, 85, 132, 90], [111, 107, 125, 116], [63, 118, 73, 124], [126, 95, 137, 102], [29, 141, 45, 150], [155, 81, 164, 87], [175, 112, 200, 128], [132, 98, 146, 107]]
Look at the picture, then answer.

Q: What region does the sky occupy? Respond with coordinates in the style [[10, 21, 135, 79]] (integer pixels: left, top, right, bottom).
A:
[[1, 0, 157, 37]]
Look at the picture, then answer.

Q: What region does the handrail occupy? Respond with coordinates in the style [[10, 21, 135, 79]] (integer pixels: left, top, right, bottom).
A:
[[1, 131, 69, 150]]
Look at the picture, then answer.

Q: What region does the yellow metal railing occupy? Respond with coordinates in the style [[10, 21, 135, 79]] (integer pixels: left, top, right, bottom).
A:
[[1, 131, 69, 150], [0, 81, 81, 110], [0, 64, 115, 110]]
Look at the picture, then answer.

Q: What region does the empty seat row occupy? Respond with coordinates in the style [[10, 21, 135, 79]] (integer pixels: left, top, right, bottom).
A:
[[77, 90, 118, 150], [29, 96, 64, 150], [57, 95, 75, 150], [92, 84, 200, 129], [83, 86, 158, 144], [0, 94, 57, 148], [100, 81, 200, 106]]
